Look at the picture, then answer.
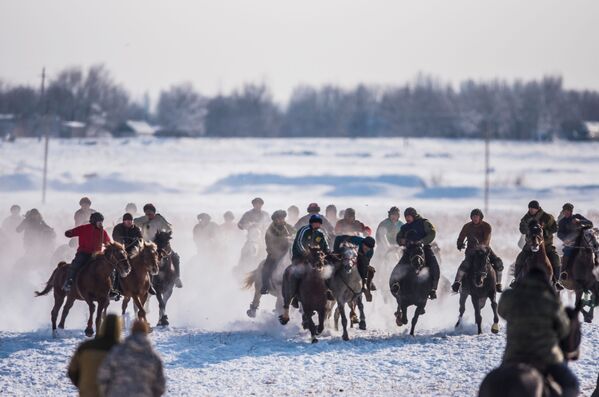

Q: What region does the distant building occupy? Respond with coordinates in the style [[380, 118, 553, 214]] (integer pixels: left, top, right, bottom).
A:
[[61, 121, 86, 138], [584, 121, 599, 140], [113, 120, 158, 137], [0, 113, 15, 137]]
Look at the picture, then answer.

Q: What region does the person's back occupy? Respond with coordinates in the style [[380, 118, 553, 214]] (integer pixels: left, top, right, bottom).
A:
[[68, 314, 122, 397], [98, 320, 165, 397]]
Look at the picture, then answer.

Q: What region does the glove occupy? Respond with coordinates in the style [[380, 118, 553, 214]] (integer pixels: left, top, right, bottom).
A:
[[451, 282, 460, 293]]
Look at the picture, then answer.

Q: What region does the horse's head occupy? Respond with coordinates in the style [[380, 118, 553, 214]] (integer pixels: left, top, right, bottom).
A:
[[339, 241, 358, 274], [154, 230, 173, 254], [526, 220, 543, 253], [307, 246, 327, 268], [406, 241, 425, 272], [470, 245, 490, 288], [105, 242, 131, 278], [140, 241, 160, 276]]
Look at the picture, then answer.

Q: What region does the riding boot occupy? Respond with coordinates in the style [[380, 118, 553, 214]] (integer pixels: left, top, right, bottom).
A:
[[172, 252, 183, 288], [452, 269, 465, 293], [495, 269, 503, 292], [366, 266, 376, 291], [63, 267, 75, 292], [109, 270, 121, 301], [362, 279, 373, 302], [424, 245, 440, 298]]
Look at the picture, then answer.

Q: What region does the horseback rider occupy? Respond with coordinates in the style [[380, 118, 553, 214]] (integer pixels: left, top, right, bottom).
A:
[[135, 204, 182, 288], [63, 212, 119, 299], [193, 213, 219, 252], [294, 203, 335, 239], [452, 209, 504, 293], [2, 204, 22, 233], [333, 234, 377, 301], [515, 200, 561, 288], [376, 206, 404, 252], [74, 197, 96, 227], [260, 210, 295, 295], [238, 197, 270, 231], [334, 208, 367, 236], [16, 208, 56, 252], [286, 205, 300, 226], [558, 203, 599, 280], [396, 207, 440, 300], [112, 213, 143, 257], [325, 204, 338, 226], [498, 268, 579, 397]]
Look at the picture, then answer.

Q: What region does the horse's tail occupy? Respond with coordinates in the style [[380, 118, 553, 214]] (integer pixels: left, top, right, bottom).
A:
[[35, 261, 68, 297], [243, 269, 259, 290]]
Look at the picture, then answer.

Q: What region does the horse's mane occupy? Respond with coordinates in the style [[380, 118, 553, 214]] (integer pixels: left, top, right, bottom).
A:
[[106, 241, 125, 251]]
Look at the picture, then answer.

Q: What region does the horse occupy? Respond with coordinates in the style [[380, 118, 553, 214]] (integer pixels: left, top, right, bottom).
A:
[[120, 241, 160, 324], [478, 306, 581, 397], [516, 220, 553, 283], [329, 241, 366, 341], [561, 229, 599, 323], [389, 241, 433, 336], [35, 242, 131, 337], [152, 230, 178, 326], [243, 252, 290, 318], [279, 247, 332, 343], [455, 245, 499, 334]]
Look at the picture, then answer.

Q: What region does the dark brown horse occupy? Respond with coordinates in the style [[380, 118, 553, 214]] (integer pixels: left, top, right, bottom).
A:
[[562, 231, 598, 323], [455, 245, 499, 335], [152, 230, 177, 326], [280, 247, 332, 343], [517, 221, 553, 283], [35, 242, 131, 337], [120, 241, 160, 324]]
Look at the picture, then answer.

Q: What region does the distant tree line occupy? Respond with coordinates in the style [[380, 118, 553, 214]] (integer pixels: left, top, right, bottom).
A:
[[1, 65, 598, 140]]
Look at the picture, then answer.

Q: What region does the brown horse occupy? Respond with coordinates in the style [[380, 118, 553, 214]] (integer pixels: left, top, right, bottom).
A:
[[120, 242, 160, 324], [562, 231, 598, 323], [279, 247, 332, 343], [35, 242, 131, 337], [516, 221, 553, 283]]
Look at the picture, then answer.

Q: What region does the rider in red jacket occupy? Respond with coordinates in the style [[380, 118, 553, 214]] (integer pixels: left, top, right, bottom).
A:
[[63, 212, 112, 295]]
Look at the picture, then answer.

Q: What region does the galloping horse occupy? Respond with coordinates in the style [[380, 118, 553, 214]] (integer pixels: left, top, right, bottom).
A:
[[329, 241, 366, 341], [279, 247, 332, 343], [35, 242, 131, 337], [244, 252, 290, 318], [389, 241, 433, 336], [516, 220, 553, 283], [561, 229, 599, 323], [152, 230, 178, 326], [120, 241, 160, 324], [455, 245, 499, 334]]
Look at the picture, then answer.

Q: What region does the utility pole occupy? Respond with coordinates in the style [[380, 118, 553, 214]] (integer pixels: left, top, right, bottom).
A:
[[40, 67, 49, 204], [484, 125, 490, 215]]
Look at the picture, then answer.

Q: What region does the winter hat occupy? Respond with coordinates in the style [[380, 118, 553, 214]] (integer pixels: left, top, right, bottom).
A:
[[123, 213, 133, 221], [528, 200, 540, 210], [79, 197, 91, 206], [345, 208, 356, 218], [252, 197, 264, 205], [562, 203, 574, 212], [388, 206, 400, 216], [309, 214, 323, 224], [271, 210, 287, 221], [470, 209, 484, 219], [404, 207, 418, 218], [143, 203, 157, 213], [307, 203, 321, 213], [197, 213, 211, 222]]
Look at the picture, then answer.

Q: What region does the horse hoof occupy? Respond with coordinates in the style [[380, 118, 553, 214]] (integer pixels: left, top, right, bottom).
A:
[[396, 316, 402, 327], [58, 324, 65, 329], [342, 334, 349, 341], [311, 338, 319, 344], [491, 323, 499, 334], [84, 328, 94, 337], [278, 315, 289, 325], [246, 309, 256, 318], [52, 329, 58, 338], [359, 321, 366, 330]]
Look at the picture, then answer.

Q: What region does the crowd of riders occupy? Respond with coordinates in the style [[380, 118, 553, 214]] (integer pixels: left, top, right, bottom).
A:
[[4, 197, 599, 396]]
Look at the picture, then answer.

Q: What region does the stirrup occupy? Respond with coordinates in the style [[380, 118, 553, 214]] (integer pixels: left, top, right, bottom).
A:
[[109, 290, 121, 301], [559, 271, 568, 281]]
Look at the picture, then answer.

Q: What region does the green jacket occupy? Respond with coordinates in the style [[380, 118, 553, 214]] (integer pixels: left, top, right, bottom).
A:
[[396, 215, 436, 245], [519, 208, 557, 247], [498, 277, 570, 370]]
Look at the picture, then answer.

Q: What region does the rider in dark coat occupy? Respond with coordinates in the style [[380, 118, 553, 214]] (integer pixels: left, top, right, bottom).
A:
[[334, 208, 366, 236], [452, 209, 504, 293], [515, 200, 560, 287], [557, 202, 598, 279], [112, 213, 143, 256], [396, 207, 440, 299], [260, 210, 295, 295], [498, 268, 578, 397]]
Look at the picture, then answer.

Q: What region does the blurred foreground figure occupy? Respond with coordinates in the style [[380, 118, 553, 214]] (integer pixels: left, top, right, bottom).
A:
[[68, 314, 122, 397], [98, 320, 165, 397]]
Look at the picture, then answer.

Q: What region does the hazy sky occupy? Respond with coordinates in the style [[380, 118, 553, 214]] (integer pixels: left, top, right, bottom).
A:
[[1, 0, 598, 103]]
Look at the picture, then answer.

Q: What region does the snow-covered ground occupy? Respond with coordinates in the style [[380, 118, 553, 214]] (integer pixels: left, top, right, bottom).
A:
[[0, 137, 598, 396]]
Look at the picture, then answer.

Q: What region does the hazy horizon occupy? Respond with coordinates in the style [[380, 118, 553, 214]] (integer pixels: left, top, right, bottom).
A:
[[1, 0, 598, 103]]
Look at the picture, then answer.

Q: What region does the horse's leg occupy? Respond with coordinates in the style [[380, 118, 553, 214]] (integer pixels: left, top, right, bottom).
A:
[[410, 303, 423, 336], [471, 294, 482, 334], [356, 296, 366, 330], [455, 291, 467, 328], [333, 306, 340, 331], [121, 296, 130, 316], [401, 302, 409, 325], [58, 295, 76, 329], [161, 287, 174, 325], [94, 299, 107, 336], [84, 300, 96, 337], [490, 291, 499, 334], [131, 295, 146, 322], [338, 302, 349, 341], [247, 284, 261, 318], [156, 291, 167, 326], [51, 291, 66, 336], [349, 301, 358, 326], [316, 308, 325, 336], [308, 313, 318, 343]]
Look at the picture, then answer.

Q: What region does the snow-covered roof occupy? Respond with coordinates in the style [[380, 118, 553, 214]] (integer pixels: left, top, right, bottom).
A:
[[125, 120, 157, 135], [0, 113, 15, 121], [63, 121, 86, 128]]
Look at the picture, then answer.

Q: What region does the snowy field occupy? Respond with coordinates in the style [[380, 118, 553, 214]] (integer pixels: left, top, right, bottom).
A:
[[1, 137, 598, 396]]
